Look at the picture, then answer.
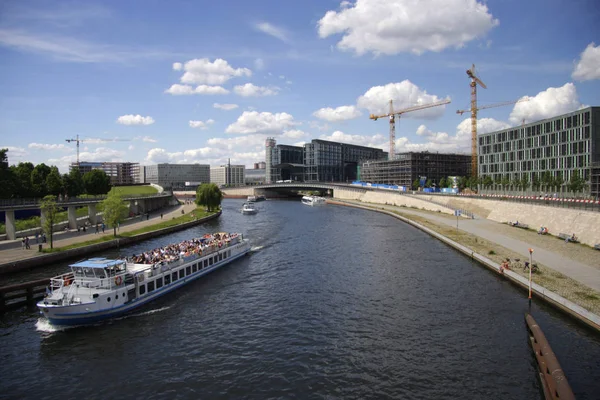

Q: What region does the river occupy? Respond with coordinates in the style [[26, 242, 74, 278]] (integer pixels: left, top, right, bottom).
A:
[[1, 198, 599, 399]]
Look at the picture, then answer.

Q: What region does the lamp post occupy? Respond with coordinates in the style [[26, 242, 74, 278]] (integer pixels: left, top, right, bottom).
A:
[[528, 248, 534, 304]]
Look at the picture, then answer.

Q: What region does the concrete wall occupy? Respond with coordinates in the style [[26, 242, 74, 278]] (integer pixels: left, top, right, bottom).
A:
[[333, 188, 455, 215]]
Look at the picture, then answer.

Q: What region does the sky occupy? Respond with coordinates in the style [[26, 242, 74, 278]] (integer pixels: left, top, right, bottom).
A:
[[1, 0, 599, 174]]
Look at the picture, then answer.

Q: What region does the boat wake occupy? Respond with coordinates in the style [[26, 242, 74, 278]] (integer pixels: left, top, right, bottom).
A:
[[36, 319, 71, 333], [250, 245, 264, 252], [128, 306, 171, 318]]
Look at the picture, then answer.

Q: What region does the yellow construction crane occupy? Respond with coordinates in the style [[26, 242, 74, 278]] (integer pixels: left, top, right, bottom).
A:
[[370, 98, 451, 161], [465, 64, 487, 178], [66, 134, 130, 166]]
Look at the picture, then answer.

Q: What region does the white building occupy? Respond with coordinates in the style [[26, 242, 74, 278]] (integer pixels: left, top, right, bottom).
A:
[[210, 164, 245, 187], [144, 163, 210, 189]]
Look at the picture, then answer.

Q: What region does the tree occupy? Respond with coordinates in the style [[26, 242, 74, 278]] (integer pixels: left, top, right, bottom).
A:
[[521, 174, 529, 192], [457, 176, 468, 191], [31, 163, 51, 197], [412, 178, 420, 190], [0, 149, 16, 199], [40, 195, 59, 249], [501, 176, 510, 192], [13, 162, 35, 198], [554, 172, 564, 194], [195, 183, 223, 211], [446, 177, 454, 189], [439, 177, 447, 189], [567, 170, 585, 193], [425, 179, 432, 188], [483, 175, 493, 189], [46, 167, 63, 196], [64, 167, 84, 197], [100, 191, 129, 236], [541, 171, 552, 193], [531, 172, 540, 191], [83, 169, 111, 195]]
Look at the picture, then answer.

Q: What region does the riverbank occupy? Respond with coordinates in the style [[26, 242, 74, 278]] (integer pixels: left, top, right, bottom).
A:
[[0, 205, 220, 275], [329, 199, 600, 332]]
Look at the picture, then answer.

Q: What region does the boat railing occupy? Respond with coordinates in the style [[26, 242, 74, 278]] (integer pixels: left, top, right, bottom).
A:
[[50, 272, 75, 291]]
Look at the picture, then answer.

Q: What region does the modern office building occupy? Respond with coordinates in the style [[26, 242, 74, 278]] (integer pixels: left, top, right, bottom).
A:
[[245, 168, 266, 185], [143, 163, 210, 189], [210, 164, 245, 187], [264, 138, 387, 183], [70, 161, 140, 185], [478, 106, 600, 197], [359, 152, 471, 187]]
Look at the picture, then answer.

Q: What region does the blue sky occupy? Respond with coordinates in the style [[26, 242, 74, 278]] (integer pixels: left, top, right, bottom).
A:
[[1, 0, 599, 173]]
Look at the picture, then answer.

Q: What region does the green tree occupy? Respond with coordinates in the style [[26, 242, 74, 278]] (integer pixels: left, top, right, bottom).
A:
[[446, 177, 454, 189], [46, 167, 63, 196], [40, 195, 59, 249], [457, 176, 468, 191], [13, 162, 35, 197], [554, 172, 564, 193], [412, 178, 420, 190], [425, 179, 432, 188], [100, 191, 129, 236], [0, 149, 16, 199], [531, 172, 540, 191], [501, 176, 510, 192], [64, 167, 84, 197], [83, 169, 111, 195], [567, 170, 585, 193], [521, 174, 529, 192], [195, 183, 223, 211], [541, 171, 552, 193], [439, 177, 447, 189], [483, 175, 493, 189], [31, 163, 51, 197]]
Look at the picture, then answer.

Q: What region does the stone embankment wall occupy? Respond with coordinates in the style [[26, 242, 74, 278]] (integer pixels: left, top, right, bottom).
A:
[[415, 195, 600, 246], [333, 189, 454, 215]]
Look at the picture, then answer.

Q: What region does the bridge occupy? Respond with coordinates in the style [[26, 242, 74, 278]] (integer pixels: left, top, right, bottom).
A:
[[0, 192, 173, 240]]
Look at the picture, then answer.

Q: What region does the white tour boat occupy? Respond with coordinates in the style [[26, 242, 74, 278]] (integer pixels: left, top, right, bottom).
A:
[[37, 232, 250, 326], [241, 202, 258, 215], [301, 195, 327, 206]]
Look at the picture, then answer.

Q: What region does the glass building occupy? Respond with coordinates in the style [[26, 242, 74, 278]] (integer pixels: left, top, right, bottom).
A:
[[478, 106, 600, 197]]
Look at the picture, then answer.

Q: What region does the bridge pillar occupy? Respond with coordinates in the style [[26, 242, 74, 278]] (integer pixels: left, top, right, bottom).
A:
[[68, 206, 78, 229], [4, 210, 16, 240], [88, 204, 97, 225]]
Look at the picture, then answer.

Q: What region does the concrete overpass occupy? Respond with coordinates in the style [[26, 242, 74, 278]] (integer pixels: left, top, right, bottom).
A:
[[1, 193, 173, 240]]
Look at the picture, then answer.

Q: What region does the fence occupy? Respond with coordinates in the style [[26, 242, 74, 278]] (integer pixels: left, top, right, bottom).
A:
[[0, 278, 48, 313]]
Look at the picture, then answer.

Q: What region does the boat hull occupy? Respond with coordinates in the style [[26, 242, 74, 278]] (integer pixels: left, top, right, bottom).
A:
[[39, 243, 250, 326]]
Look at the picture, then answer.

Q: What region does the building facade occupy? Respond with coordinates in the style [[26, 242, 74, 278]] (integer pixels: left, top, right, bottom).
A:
[[71, 161, 140, 185], [143, 163, 210, 190], [265, 138, 276, 183], [245, 168, 266, 185], [359, 152, 471, 187], [478, 106, 600, 197], [210, 164, 245, 187]]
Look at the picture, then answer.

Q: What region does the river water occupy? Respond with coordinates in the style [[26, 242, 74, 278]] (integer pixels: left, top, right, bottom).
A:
[[1, 199, 599, 399]]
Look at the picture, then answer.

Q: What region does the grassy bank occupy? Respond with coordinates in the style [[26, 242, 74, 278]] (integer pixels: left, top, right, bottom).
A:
[[347, 201, 600, 315], [41, 208, 214, 253], [110, 186, 158, 196]]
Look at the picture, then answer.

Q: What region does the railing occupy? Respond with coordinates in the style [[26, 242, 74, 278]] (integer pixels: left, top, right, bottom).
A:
[[0, 277, 49, 313], [0, 192, 171, 209], [525, 313, 575, 400]]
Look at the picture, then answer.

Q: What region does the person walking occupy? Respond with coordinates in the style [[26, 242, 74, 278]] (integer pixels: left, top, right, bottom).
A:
[[42, 232, 47, 243], [35, 231, 39, 244], [25, 236, 30, 249], [95, 224, 99, 234], [101, 222, 105, 233]]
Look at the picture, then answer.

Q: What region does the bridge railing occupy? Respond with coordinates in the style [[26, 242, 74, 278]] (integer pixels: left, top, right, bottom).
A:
[[0, 192, 171, 209]]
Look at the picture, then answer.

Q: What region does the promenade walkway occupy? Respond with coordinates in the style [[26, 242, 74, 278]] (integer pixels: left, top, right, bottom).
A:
[[337, 199, 600, 293], [0, 202, 198, 266]]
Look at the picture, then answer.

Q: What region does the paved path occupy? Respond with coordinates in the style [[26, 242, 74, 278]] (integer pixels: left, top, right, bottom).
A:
[[337, 199, 600, 293], [0, 202, 198, 266]]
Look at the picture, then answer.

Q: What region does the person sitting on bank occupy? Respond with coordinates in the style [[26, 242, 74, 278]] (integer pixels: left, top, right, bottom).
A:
[[571, 233, 578, 242]]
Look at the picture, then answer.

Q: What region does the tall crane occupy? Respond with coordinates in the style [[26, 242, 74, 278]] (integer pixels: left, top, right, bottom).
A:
[[370, 98, 451, 160], [465, 64, 487, 178], [66, 135, 130, 166]]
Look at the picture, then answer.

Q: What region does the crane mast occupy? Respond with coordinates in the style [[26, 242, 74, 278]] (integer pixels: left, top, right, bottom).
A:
[[466, 64, 486, 178], [65, 134, 81, 167], [370, 98, 451, 161]]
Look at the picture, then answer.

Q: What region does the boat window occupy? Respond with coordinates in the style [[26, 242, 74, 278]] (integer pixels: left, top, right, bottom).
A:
[[228, 250, 231, 257], [156, 277, 163, 289], [219, 253, 222, 261], [209, 257, 213, 266], [83, 268, 96, 278], [179, 270, 184, 279], [186, 266, 191, 276], [172, 272, 178, 281], [73, 267, 84, 277], [139, 284, 146, 295], [164, 274, 171, 285], [203, 260, 208, 268], [148, 281, 155, 292], [107, 297, 111, 302], [192, 264, 198, 273]]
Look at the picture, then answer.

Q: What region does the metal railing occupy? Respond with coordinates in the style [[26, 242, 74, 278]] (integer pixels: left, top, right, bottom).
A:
[[0, 192, 172, 209]]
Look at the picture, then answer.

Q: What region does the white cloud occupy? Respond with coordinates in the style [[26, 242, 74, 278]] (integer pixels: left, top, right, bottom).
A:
[[189, 119, 215, 129], [320, 130, 387, 149], [135, 136, 157, 143], [508, 83, 584, 124], [145, 143, 264, 168], [207, 134, 267, 151], [233, 83, 279, 97], [572, 42, 600, 81], [254, 58, 265, 70], [172, 62, 182, 71], [225, 111, 297, 134], [48, 147, 125, 173], [282, 129, 308, 139], [177, 58, 251, 85], [1, 146, 28, 161], [213, 103, 239, 110], [128, 145, 135, 151], [117, 114, 155, 125], [317, 0, 498, 56], [357, 80, 449, 118], [28, 143, 71, 151], [309, 121, 331, 132], [313, 105, 362, 122], [254, 22, 289, 42], [164, 84, 229, 95]]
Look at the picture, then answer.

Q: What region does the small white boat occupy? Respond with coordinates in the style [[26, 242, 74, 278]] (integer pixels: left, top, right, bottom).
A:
[[301, 195, 327, 206], [247, 195, 266, 202], [241, 202, 258, 215], [247, 195, 257, 202], [37, 232, 250, 326]]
